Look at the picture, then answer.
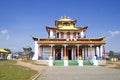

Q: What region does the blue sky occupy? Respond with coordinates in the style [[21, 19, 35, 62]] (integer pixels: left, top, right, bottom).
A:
[[0, 0, 120, 52]]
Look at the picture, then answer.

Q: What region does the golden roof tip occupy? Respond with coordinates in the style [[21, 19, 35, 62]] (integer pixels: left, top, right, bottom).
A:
[[63, 16, 67, 19]]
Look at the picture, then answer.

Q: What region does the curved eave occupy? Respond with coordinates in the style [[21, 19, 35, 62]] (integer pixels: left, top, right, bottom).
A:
[[79, 36, 105, 41], [36, 37, 106, 45], [46, 26, 57, 31], [77, 26, 88, 31], [32, 37, 38, 41]]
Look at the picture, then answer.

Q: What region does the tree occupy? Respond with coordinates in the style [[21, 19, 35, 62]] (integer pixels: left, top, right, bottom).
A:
[[108, 50, 115, 58]]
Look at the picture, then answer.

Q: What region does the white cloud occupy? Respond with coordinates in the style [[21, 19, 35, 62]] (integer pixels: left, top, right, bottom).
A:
[[0, 29, 8, 35], [108, 30, 120, 37], [0, 29, 10, 40]]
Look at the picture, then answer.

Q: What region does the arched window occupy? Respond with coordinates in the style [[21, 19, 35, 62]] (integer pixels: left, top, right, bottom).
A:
[[67, 32, 70, 38], [73, 32, 76, 38], [78, 32, 80, 38], [56, 33, 59, 38], [61, 32, 64, 38]]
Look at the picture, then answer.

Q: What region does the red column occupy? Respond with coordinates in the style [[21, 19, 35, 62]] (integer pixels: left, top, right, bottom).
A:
[[77, 45, 79, 58], [90, 45, 92, 59], [64, 46, 66, 56], [103, 46, 106, 60], [64, 45, 67, 60], [50, 44, 54, 57], [94, 46, 96, 56]]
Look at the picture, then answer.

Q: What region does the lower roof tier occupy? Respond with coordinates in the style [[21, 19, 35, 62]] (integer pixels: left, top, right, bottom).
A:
[[32, 36, 106, 45]]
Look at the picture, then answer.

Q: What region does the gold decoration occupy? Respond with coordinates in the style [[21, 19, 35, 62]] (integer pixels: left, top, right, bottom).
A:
[[64, 55, 67, 60], [79, 56, 82, 60]]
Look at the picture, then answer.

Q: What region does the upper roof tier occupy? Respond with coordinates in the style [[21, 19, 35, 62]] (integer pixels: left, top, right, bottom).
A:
[[57, 16, 76, 22], [55, 16, 77, 27], [46, 16, 88, 31]]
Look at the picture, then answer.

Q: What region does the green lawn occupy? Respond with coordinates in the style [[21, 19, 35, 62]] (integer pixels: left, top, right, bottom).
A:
[[68, 60, 78, 66], [0, 60, 37, 80], [54, 60, 64, 66], [83, 60, 92, 65]]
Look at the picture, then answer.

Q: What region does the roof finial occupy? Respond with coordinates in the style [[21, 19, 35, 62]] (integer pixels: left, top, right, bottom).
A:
[[63, 15, 67, 19]]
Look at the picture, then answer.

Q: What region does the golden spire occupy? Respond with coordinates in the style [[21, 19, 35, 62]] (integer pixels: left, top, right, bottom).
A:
[[63, 15, 67, 19]]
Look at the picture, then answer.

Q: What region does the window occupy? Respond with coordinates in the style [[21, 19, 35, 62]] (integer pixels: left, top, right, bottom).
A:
[[73, 32, 76, 38], [78, 32, 80, 38], [61, 32, 64, 38], [56, 33, 59, 38], [67, 32, 70, 38], [63, 22, 70, 26]]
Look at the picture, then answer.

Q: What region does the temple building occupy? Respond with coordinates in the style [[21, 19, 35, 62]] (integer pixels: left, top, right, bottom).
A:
[[32, 16, 106, 62]]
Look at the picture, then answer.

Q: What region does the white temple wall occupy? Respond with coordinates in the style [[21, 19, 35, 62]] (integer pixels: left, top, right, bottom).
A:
[[73, 47, 76, 60], [96, 46, 99, 57], [50, 30, 55, 38], [80, 30, 84, 38], [100, 45, 103, 57], [32, 41, 39, 60]]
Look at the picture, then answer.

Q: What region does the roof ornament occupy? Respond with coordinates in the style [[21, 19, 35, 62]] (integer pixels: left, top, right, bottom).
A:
[[63, 16, 67, 19]]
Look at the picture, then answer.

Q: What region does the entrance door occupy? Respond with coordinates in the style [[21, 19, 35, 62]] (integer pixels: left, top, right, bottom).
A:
[[55, 49, 61, 60], [68, 49, 72, 60]]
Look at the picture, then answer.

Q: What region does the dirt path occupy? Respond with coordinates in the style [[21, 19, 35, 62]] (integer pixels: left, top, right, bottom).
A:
[[16, 60, 48, 80], [16, 60, 48, 72]]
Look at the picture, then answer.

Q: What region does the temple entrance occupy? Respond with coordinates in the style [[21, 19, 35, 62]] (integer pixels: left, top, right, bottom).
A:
[[68, 49, 72, 60], [55, 49, 61, 60]]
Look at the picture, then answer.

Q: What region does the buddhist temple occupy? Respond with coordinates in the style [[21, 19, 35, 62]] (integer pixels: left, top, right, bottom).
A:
[[32, 16, 106, 66]]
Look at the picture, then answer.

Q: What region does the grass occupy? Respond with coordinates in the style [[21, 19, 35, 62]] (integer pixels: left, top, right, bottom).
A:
[[0, 60, 37, 80], [54, 60, 64, 66], [22, 60, 48, 66], [83, 60, 92, 65], [68, 60, 78, 66]]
